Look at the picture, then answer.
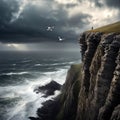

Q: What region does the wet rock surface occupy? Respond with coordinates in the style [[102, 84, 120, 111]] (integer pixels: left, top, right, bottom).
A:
[[34, 80, 61, 97], [29, 96, 61, 120]]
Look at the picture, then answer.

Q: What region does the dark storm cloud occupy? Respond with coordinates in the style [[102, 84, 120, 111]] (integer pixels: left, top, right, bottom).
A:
[[94, 0, 103, 8], [0, 0, 119, 44], [93, 0, 120, 8], [77, 0, 103, 8], [77, 0, 120, 8], [0, 0, 19, 26], [105, 0, 120, 8], [68, 13, 91, 27], [0, 0, 91, 43], [65, 3, 78, 8]]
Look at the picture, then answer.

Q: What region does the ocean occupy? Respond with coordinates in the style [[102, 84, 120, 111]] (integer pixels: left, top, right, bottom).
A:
[[0, 51, 81, 120]]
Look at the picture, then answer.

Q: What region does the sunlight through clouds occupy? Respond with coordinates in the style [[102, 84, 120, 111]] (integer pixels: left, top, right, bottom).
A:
[[6, 44, 28, 51]]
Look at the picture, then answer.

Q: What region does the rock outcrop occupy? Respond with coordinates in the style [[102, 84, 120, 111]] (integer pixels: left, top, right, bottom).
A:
[[34, 80, 61, 97], [30, 32, 120, 120], [29, 97, 61, 120]]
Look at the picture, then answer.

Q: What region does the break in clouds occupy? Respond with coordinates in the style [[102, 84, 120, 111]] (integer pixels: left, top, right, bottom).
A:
[[0, 0, 120, 51]]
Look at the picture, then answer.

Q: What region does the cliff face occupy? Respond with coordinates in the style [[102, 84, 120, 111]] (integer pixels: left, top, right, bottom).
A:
[[57, 32, 120, 120], [30, 32, 120, 120], [56, 64, 82, 120]]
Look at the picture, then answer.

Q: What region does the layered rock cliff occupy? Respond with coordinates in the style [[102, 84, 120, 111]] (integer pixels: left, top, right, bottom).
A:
[[30, 31, 120, 120], [76, 32, 120, 120], [57, 32, 120, 120]]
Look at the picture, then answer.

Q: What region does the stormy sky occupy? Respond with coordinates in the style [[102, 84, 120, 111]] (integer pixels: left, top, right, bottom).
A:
[[0, 0, 120, 51]]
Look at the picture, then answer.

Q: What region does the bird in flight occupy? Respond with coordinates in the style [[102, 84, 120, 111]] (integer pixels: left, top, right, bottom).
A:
[[58, 36, 64, 42], [47, 26, 54, 31]]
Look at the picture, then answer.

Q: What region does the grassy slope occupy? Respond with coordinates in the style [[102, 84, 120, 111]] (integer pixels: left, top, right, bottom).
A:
[[87, 21, 120, 33]]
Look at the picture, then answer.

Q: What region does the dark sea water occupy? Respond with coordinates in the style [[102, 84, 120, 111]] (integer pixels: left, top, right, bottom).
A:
[[0, 51, 81, 120]]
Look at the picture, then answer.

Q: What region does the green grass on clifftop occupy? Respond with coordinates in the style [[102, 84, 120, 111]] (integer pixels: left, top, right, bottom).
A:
[[88, 21, 120, 33]]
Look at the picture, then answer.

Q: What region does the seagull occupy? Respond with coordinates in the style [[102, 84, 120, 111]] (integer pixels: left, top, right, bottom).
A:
[[47, 26, 54, 31], [58, 36, 64, 42]]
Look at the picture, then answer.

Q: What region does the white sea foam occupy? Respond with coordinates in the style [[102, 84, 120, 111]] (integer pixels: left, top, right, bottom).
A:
[[0, 68, 68, 120], [50, 61, 80, 66], [12, 64, 16, 66], [34, 61, 73, 67], [21, 60, 32, 63], [34, 64, 41, 66], [1, 72, 29, 76]]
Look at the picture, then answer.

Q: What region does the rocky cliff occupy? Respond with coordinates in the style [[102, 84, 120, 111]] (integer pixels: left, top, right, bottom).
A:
[[30, 31, 120, 120], [76, 32, 120, 120], [57, 32, 120, 120]]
